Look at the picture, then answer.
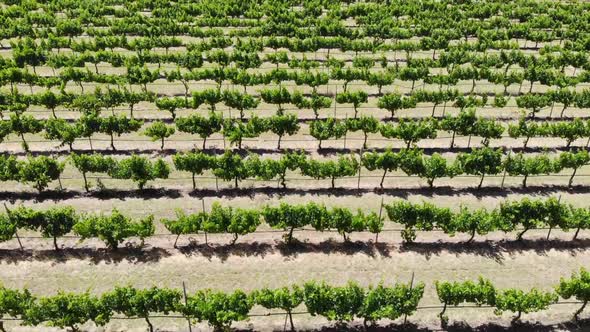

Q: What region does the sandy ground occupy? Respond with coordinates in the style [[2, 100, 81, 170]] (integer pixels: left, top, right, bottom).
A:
[[0, 191, 589, 331], [0, 160, 589, 199], [1, 32, 590, 332], [2, 119, 590, 155], [0, 229, 588, 331]]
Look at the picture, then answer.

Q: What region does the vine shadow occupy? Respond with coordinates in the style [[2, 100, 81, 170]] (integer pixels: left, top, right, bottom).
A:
[[0, 237, 587, 265], [398, 238, 590, 263], [176, 239, 391, 262], [262, 319, 590, 332], [0, 245, 170, 265]]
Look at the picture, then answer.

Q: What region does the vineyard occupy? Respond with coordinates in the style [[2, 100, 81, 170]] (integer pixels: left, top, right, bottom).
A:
[[1, 0, 590, 331]]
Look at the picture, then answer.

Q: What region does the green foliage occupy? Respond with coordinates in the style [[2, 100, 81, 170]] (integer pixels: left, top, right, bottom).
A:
[[18, 156, 64, 192], [102, 286, 181, 332], [175, 112, 223, 149], [292, 91, 331, 119], [162, 210, 205, 247], [420, 153, 458, 188], [362, 149, 399, 188], [212, 150, 249, 188], [24, 292, 110, 331], [566, 207, 590, 240], [9, 113, 44, 151], [503, 152, 555, 188], [76, 111, 102, 147], [385, 201, 452, 243], [74, 209, 155, 249], [127, 66, 159, 93], [494, 288, 557, 323], [0, 285, 33, 322], [549, 119, 588, 148], [300, 155, 359, 188], [294, 71, 329, 93], [346, 115, 379, 148], [336, 91, 368, 118], [0, 155, 19, 182], [267, 113, 300, 149], [16, 206, 77, 250], [508, 117, 546, 148], [435, 278, 496, 325], [473, 118, 504, 146], [43, 118, 81, 150], [201, 202, 260, 244], [367, 71, 395, 95], [192, 89, 222, 112], [381, 196, 574, 243], [309, 118, 347, 149], [499, 198, 554, 240], [457, 147, 503, 189], [0, 121, 11, 144], [260, 87, 292, 114], [223, 90, 259, 120], [69, 152, 116, 191], [397, 148, 425, 177], [304, 281, 364, 324], [493, 94, 508, 107], [243, 153, 276, 180], [156, 97, 185, 120], [380, 119, 438, 148], [330, 207, 364, 241], [262, 202, 325, 243], [556, 268, 590, 320], [516, 93, 551, 118], [254, 286, 303, 331], [172, 152, 215, 189], [109, 155, 169, 190], [453, 95, 488, 110], [98, 115, 143, 150], [559, 150, 590, 187], [0, 214, 17, 243], [143, 120, 175, 150], [183, 289, 252, 331], [360, 282, 424, 326], [440, 108, 477, 148], [452, 207, 498, 242], [222, 116, 267, 149]]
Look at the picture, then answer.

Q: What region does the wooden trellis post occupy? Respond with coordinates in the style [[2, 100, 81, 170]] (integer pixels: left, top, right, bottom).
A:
[[357, 147, 363, 190], [202, 199, 208, 245], [182, 281, 193, 332], [501, 150, 511, 189], [4, 203, 23, 251], [404, 272, 415, 324], [376, 197, 384, 243]]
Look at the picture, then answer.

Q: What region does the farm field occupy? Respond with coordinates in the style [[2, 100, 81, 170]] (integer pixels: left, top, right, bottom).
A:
[[1, 0, 590, 331]]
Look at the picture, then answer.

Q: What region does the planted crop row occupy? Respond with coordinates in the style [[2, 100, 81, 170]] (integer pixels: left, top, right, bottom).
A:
[[8, 43, 590, 79], [0, 196, 587, 251], [4, 63, 590, 100], [23, 48, 589, 75], [4, 1, 590, 49], [0, 268, 588, 331], [0, 148, 587, 192], [6, 88, 590, 120], [435, 269, 590, 325], [4, 98, 590, 152]]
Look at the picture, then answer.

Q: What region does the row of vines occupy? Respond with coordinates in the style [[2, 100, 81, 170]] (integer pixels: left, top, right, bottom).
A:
[[0, 268, 588, 332], [0, 196, 587, 250]]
